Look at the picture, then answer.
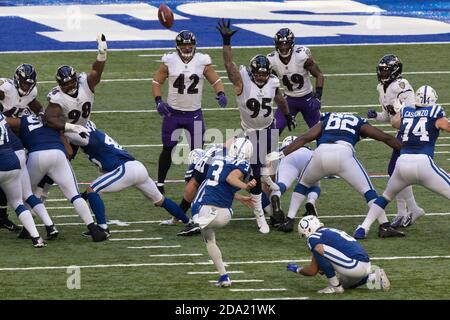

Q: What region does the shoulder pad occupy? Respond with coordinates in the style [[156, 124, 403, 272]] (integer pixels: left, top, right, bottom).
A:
[[267, 51, 276, 58], [197, 52, 212, 66]]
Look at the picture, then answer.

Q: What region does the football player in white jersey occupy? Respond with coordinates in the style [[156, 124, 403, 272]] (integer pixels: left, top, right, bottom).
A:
[[267, 28, 324, 133], [217, 19, 295, 234], [152, 30, 226, 195], [0, 64, 44, 233], [366, 55, 424, 228], [36, 34, 108, 200], [358, 86, 450, 236]]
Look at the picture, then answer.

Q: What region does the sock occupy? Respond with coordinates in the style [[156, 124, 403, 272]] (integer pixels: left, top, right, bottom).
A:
[[72, 197, 94, 225], [261, 192, 271, 209], [400, 186, 421, 212], [251, 193, 263, 217], [16, 205, 39, 238], [87, 192, 107, 225], [161, 197, 189, 224], [179, 198, 191, 213], [287, 192, 306, 219], [0, 188, 8, 221], [26, 195, 53, 226], [361, 203, 385, 230], [329, 276, 340, 287], [158, 146, 174, 184], [395, 189, 408, 216], [206, 239, 226, 275], [306, 186, 321, 204], [277, 182, 287, 195]]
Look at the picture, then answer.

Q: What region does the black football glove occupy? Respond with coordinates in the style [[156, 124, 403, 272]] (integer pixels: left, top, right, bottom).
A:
[[285, 114, 296, 132], [216, 19, 238, 45]]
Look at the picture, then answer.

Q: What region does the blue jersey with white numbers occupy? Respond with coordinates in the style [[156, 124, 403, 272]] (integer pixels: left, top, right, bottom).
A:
[[0, 114, 20, 171], [19, 115, 65, 154], [185, 145, 226, 184], [195, 157, 251, 209], [81, 128, 134, 172], [318, 113, 368, 147], [400, 105, 445, 157], [308, 227, 370, 262]]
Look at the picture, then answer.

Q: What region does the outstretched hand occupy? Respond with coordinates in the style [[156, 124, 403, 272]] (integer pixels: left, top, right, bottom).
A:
[[97, 34, 107, 61], [216, 19, 238, 45]]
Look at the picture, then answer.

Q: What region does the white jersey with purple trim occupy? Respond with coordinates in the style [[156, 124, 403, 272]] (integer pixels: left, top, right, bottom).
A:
[[376, 78, 415, 122], [0, 78, 37, 117], [237, 65, 279, 131], [267, 45, 313, 98], [162, 52, 212, 112], [47, 72, 94, 126]]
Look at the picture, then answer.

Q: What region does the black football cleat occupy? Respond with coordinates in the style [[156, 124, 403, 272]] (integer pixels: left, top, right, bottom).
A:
[[82, 227, 110, 238], [270, 195, 285, 227], [304, 202, 318, 217], [87, 223, 109, 242], [31, 236, 47, 248], [378, 223, 406, 238], [0, 218, 22, 232], [177, 222, 201, 236], [45, 224, 59, 240], [278, 217, 294, 233], [17, 227, 32, 239]]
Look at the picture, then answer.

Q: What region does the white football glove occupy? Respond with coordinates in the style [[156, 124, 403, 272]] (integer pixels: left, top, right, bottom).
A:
[[266, 151, 284, 164], [65, 123, 90, 139], [97, 34, 107, 62]]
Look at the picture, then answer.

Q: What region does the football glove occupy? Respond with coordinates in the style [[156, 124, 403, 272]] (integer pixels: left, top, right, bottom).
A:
[[216, 19, 238, 45], [285, 114, 296, 131], [314, 87, 323, 101], [64, 123, 90, 139], [97, 34, 107, 62], [367, 109, 377, 119], [287, 263, 300, 273], [216, 91, 227, 108], [155, 96, 171, 117]]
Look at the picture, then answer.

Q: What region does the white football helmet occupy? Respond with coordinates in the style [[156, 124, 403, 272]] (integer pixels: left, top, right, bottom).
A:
[[188, 148, 205, 165], [281, 136, 297, 149], [298, 216, 323, 238], [228, 137, 253, 161], [415, 85, 438, 107]]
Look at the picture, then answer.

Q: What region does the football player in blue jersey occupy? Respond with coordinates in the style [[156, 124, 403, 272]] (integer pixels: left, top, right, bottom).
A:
[[66, 121, 200, 237], [191, 137, 256, 287], [266, 112, 404, 238], [0, 113, 46, 248], [358, 86, 450, 237], [287, 216, 390, 294], [6, 104, 108, 242]]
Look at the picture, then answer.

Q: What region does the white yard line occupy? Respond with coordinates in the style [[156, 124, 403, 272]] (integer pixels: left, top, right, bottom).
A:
[[253, 297, 309, 300], [149, 253, 203, 257], [229, 288, 287, 292], [51, 214, 78, 218], [109, 237, 162, 241], [46, 198, 68, 202], [110, 229, 144, 233], [1, 255, 449, 272], [188, 271, 244, 275], [208, 279, 264, 283], [46, 206, 74, 210], [127, 245, 181, 249]]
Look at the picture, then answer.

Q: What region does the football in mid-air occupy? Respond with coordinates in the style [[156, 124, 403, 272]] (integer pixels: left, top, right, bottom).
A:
[[158, 3, 174, 29]]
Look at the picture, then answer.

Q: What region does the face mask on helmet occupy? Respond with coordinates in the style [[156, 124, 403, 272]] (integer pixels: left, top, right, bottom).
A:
[[228, 137, 253, 161], [56, 65, 78, 97], [14, 64, 36, 97], [188, 148, 206, 165], [274, 28, 295, 58], [298, 216, 324, 238], [376, 54, 402, 84], [415, 85, 438, 107], [249, 55, 272, 87], [176, 30, 196, 62]]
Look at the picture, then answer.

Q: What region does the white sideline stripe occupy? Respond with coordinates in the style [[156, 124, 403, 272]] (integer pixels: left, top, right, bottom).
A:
[[1, 255, 449, 272], [109, 237, 162, 241], [229, 288, 287, 292], [33, 212, 450, 227], [51, 214, 78, 218], [324, 71, 450, 77], [253, 297, 309, 300], [88, 102, 450, 113], [149, 253, 203, 257], [110, 229, 144, 233], [208, 279, 264, 283], [127, 245, 181, 249], [188, 271, 244, 275], [436, 144, 450, 147]]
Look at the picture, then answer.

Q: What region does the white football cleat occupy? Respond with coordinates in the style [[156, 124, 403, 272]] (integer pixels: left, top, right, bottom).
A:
[[255, 213, 270, 234], [375, 268, 391, 292], [160, 218, 179, 226], [408, 207, 426, 226], [317, 285, 344, 294]]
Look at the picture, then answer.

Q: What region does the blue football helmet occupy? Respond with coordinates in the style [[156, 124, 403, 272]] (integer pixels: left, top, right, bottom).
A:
[[274, 28, 295, 58], [249, 55, 272, 87], [377, 54, 402, 84], [176, 30, 196, 62], [14, 63, 36, 96], [56, 65, 78, 96]]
